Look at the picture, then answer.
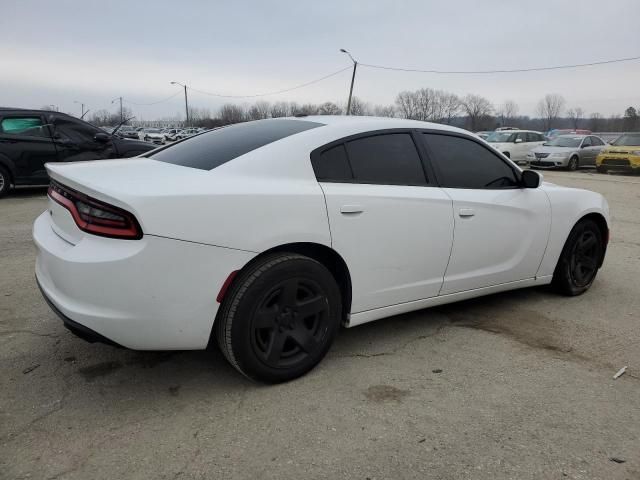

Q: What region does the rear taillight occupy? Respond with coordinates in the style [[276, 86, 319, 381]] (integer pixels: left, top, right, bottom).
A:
[[48, 181, 143, 240]]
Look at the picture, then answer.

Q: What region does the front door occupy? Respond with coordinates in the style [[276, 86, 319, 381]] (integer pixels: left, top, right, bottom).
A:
[[421, 132, 551, 294], [312, 131, 454, 313], [51, 115, 115, 162]]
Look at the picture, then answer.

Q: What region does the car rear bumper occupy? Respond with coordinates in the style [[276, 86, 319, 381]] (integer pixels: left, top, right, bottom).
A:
[[33, 211, 255, 350]]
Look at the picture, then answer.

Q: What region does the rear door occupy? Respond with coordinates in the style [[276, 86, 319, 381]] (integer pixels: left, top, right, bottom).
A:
[[0, 114, 57, 184], [313, 131, 454, 313], [585, 136, 604, 165], [421, 132, 550, 294]]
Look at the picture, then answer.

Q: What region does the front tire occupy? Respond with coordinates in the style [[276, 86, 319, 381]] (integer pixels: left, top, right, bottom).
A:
[[551, 219, 604, 296], [0, 165, 11, 198], [216, 253, 342, 383]]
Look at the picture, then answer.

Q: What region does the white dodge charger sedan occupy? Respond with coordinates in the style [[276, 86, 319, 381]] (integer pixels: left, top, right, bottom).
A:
[[34, 116, 609, 383]]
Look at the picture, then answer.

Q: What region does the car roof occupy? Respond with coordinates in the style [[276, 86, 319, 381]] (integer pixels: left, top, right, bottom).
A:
[[557, 134, 587, 138], [288, 114, 470, 135]]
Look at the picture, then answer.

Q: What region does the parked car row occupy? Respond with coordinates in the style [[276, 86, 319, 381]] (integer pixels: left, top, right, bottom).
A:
[[477, 127, 640, 173]]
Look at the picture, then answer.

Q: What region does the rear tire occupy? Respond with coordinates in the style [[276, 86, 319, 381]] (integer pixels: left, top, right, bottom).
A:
[[0, 165, 11, 198], [551, 219, 604, 296], [568, 156, 579, 171], [216, 253, 342, 383]]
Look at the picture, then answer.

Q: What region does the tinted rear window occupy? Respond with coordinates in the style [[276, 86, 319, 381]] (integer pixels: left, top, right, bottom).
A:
[[149, 119, 324, 170], [346, 133, 426, 185]]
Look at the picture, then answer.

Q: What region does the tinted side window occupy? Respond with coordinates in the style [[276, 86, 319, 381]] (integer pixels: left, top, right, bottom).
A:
[[345, 133, 426, 185], [515, 132, 527, 143], [55, 118, 100, 143], [582, 137, 592, 147], [591, 136, 604, 146], [312, 144, 352, 181], [526, 132, 540, 142], [1, 116, 47, 137], [151, 119, 324, 170], [423, 133, 519, 189]]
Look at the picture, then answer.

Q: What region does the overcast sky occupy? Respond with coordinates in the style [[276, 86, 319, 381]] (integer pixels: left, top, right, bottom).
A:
[[2, 0, 639, 120]]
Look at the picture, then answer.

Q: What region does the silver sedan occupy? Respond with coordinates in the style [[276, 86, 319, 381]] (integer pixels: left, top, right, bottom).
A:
[[527, 135, 607, 170]]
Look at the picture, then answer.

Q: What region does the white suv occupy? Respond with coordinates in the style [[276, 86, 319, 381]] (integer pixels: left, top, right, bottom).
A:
[[485, 130, 546, 166]]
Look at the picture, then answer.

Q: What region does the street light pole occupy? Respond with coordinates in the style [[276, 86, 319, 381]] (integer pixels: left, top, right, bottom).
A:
[[340, 49, 358, 115], [111, 97, 123, 123], [74, 101, 86, 119], [171, 82, 189, 126]]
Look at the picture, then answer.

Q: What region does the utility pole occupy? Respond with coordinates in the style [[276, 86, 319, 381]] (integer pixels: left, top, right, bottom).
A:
[[171, 82, 189, 126], [340, 49, 358, 115]]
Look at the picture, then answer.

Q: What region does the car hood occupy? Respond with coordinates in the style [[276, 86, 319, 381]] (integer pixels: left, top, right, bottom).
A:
[[603, 145, 638, 153], [530, 145, 576, 154], [487, 142, 512, 150]]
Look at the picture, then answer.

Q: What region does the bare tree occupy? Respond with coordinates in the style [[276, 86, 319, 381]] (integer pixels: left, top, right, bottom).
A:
[[270, 102, 289, 118], [349, 97, 371, 116], [247, 101, 271, 120], [298, 103, 320, 115], [536, 94, 565, 130], [623, 106, 638, 131], [461, 94, 494, 131], [219, 104, 245, 125], [373, 104, 395, 117], [589, 112, 603, 131], [318, 102, 342, 115], [395, 91, 420, 119], [439, 92, 461, 124], [497, 100, 519, 125], [566, 107, 584, 129], [395, 88, 447, 122]]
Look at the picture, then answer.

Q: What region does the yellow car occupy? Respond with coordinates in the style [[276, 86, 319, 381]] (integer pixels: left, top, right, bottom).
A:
[[596, 133, 640, 173]]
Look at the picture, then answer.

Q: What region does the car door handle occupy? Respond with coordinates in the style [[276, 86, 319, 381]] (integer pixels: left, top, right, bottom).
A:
[[340, 205, 364, 214], [458, 208, 475, 217]]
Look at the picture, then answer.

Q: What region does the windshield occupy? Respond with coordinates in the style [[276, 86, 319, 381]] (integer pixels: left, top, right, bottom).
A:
[[546, 136, 582, 148], [486, 132, 516, 143], [612, 134, 640, 146]]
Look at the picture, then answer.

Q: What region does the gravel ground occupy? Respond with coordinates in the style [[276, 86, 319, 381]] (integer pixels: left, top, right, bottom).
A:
[[1, 170, 638, 480]]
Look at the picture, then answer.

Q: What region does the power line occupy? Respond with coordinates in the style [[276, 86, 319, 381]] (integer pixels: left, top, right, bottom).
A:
[[123, 91, 182, 106], [188, 66, 351, 98], [360, 55, 640, 75]]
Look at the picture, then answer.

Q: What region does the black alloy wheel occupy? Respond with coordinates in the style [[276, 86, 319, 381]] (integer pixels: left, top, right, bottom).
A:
[[251, 277, 329, 369], [216, 253, 342, 383], [568, 229, 600, 288], [552, 219, 604, 296]]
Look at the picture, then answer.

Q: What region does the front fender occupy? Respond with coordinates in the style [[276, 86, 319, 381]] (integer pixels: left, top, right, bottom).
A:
[[536, 184, 609, 277]]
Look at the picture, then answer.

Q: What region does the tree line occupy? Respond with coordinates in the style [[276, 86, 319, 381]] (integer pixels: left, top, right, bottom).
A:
[[84, 91, 640, 133]]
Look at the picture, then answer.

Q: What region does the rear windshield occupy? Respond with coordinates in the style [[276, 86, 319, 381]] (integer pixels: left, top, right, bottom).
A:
[[612, 134, 640, 146], [149, 119, 324, 170]]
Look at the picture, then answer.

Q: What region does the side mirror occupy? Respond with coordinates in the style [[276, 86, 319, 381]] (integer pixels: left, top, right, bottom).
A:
[[581, 144, 588, 149], [514, 138, 523, 143], [94, 132, 110, 143], [521, 169, 541, 188]]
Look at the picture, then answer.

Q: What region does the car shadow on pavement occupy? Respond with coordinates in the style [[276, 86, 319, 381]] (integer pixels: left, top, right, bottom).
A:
[[50, 285, 553, 398]]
